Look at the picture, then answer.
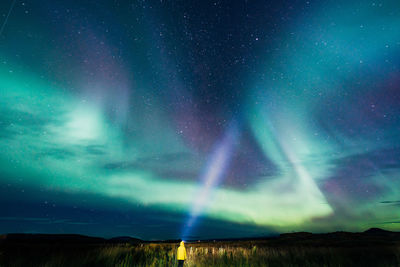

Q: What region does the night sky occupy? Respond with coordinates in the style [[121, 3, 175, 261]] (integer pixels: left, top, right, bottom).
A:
[[0, 0, 400, 240]]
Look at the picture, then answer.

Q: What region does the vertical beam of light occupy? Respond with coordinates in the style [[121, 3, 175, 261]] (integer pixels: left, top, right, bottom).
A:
[[182, 122, 239, 239]]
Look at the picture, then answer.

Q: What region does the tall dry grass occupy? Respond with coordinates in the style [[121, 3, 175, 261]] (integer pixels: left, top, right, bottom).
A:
[[1, 241, 400, 266]]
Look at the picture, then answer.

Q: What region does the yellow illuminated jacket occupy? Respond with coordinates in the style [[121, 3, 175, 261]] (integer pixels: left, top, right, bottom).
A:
[[177, 241, 187, 260]]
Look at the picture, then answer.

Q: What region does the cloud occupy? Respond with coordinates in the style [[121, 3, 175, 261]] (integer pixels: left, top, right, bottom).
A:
[[380, 200, 400, 205], [0, 108, 51, 139], [86, 145, 107, 155], [103, 131, 279, 190], [36, 148, 76, 160], [321, 147, 400, 212], [103, 152, 201, 181], [0, 216, 97, 225], [0, 217, 49, 222], [104, 152, 195, 169]]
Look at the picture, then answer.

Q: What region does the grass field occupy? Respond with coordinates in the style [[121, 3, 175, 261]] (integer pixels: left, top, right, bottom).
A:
[[1, 230, 400, 266], [1, 240, 400, 266]]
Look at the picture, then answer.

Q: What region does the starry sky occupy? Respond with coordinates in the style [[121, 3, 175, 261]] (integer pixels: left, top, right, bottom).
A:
[[0, 0, 400, 240]]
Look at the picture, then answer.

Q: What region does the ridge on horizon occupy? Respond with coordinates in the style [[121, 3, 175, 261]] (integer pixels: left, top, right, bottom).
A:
[[1, 227, 398, 244]]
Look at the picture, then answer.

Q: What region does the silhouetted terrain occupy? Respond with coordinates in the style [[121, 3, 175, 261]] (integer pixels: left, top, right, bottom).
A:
[[1, 228, 400, 266]]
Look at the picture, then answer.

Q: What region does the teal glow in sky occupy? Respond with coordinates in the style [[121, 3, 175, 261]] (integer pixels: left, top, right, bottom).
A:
[[0, 0, 400, 239]]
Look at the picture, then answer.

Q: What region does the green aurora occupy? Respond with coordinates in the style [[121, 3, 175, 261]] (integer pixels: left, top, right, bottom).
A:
[[1, 0, 400, 239]]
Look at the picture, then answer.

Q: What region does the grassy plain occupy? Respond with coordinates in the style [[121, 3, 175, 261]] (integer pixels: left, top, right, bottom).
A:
[[1, 230, 400, 266]]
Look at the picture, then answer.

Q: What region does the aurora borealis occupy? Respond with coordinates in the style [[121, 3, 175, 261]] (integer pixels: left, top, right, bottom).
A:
[[0, 0, 400, 240]]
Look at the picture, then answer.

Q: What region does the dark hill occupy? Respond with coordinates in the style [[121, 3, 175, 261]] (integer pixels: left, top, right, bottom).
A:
[[0, 233, 143, 245], [108, 236, 142, 244], [1, 228, 399, 245], [364, 227, 393, 235]]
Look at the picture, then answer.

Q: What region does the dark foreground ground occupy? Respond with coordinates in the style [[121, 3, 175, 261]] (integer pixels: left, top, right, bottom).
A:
[[1, 228, 400, 266]]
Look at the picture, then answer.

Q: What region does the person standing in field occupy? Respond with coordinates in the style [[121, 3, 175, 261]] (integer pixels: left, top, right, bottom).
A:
[[177, 241, 187, 266]]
